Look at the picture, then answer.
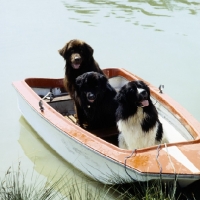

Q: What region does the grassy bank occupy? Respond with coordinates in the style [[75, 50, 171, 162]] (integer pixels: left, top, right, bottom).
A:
[[0, 163, 199, 199]]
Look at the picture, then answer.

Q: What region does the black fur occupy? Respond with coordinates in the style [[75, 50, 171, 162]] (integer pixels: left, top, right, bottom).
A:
[[74, 72, 117, 130]]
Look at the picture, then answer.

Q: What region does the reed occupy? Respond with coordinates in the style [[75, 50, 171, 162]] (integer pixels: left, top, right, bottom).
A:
[[0, 162, 67, 200], [0, 163, 115, 200], [0, 163, 196, 200]]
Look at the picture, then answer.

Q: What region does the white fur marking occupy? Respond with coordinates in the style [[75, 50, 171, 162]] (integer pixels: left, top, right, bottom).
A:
[[137, 88, 145, 94], [117, 108, 164, 149]]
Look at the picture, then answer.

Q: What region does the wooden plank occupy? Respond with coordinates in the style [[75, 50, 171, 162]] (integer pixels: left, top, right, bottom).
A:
[[45, 95, 71, 102], [68, 115, 77, 123]]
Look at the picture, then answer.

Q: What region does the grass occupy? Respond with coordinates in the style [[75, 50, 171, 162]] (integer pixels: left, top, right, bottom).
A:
[[0, 162, 199, 200], [0, 162, 116, 200], [0, 162, 66, 200]]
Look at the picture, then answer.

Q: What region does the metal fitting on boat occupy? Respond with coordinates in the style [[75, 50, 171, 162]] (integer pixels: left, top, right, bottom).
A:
[[159, 85, 164, 93], [39, 100, 44, 112]]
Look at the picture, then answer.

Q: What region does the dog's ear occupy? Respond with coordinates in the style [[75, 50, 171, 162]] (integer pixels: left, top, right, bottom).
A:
[[75, 76, 83, 89], [144, 82, 150, 95], [58, 41, 72, 59], [75, 73, 88, 89], [99, 74, 108, 85], [115, 89, 126, 103], [83, 42, 94, 57], [98, 74, 108, 92]]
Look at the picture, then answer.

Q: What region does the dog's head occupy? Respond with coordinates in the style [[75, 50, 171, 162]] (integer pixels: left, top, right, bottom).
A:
[[58, 39, 94, 70], [115, 80, 150, 107], [75, 72, 108, 104]]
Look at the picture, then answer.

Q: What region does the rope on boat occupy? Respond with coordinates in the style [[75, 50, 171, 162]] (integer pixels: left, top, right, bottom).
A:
[[164, 143, 177, 197], [125, 143, 177, 184], [156, 143, 177, 187], [164, 143, 177, 192], [124, 149, 137, 182], [125, 145, 164, 182], [156, 144, 162, 175], [164, 143, 176, 174]]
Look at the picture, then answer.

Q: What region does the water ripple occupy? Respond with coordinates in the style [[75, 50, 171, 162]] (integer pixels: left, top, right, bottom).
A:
[[63, 0, 200, 31]]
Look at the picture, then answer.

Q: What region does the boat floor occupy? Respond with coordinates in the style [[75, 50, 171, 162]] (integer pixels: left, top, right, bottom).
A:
[[44, 94, 119, 146]]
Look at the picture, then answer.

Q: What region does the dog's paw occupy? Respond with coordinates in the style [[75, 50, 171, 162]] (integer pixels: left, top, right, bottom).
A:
[[118, 133, 128, 149]]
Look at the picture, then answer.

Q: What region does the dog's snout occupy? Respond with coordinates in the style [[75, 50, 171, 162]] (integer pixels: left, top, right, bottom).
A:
[[71, 53, 82, 64], [137, 88, 148, 99], [75, 56, 81, 62], [88, 93, 95, 100], [140, 90, 148, 99], [87, 92, 96, 101]]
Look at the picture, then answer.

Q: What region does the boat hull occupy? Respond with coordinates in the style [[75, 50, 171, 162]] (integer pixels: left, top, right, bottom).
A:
[[13, 68, 200, 187]]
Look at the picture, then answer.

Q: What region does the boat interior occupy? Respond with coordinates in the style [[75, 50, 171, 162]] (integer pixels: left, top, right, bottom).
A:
[[31, 76, 129, 146], [30, 76, 194, 147]]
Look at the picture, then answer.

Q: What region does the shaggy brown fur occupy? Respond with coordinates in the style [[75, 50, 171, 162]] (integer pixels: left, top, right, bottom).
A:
[[59, 39, 104, 99]]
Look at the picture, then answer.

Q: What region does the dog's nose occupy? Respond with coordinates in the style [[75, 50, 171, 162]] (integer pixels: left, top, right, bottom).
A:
[[140, 91, 148, 99], [74, 56, 81, 62], [88, 93, 95, 100], [137, 88, 148, 99], [87, 92, 96, 102]]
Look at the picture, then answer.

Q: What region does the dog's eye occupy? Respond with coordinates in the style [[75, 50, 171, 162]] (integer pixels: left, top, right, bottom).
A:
[[129, 88, 133, 92], [68, 48, 74, 53]]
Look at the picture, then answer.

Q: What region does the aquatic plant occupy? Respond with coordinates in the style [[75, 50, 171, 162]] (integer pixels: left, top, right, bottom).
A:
[[0, 162, 196, 200]]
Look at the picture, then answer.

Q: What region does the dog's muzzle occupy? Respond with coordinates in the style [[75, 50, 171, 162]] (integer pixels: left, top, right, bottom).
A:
[[74, 56, 81, 62], [137, 88, 149, 107], [139, 100, 149, 107], [86, 92, 96, 103], [71, 54, 82, 69]]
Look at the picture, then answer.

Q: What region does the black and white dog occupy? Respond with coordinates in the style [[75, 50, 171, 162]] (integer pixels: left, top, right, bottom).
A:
[[115, 80, 168, 149]]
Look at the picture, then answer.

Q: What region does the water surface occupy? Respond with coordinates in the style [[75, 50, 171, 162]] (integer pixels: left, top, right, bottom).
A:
[[0, 0, 200, 196]]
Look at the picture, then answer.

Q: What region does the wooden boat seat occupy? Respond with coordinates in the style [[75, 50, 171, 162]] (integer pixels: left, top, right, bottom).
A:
[[44, 94, 71, 102]]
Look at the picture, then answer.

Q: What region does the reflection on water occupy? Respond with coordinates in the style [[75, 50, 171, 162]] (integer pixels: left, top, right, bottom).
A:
[[18, 116, 117, 199], [63, 0, 200, 27]]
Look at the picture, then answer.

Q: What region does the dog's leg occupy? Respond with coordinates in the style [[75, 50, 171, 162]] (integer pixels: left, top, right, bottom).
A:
[[118, 133, 128, 149], [74, 103, 85, 127]]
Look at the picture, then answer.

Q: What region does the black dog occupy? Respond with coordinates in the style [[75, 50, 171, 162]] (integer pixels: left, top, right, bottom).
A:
[[59, 39, 104, 99], [74, 72, 117, 130], [115, 80, 168, 149]]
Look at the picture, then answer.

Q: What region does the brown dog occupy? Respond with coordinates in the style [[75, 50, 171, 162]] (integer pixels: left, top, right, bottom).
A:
[[59, 39, 104, 99]]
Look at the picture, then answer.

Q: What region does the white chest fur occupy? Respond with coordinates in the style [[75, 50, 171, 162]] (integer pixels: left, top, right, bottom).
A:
[[117, 108, 159, 149]]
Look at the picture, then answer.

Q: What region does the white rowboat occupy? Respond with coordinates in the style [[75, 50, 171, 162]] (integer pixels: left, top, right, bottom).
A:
[[12, 68, 200, 187]]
